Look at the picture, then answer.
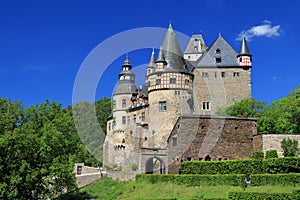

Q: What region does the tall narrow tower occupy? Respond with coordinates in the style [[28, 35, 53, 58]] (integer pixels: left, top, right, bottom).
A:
[[103, 55, 137, 168], [147, 24, 194, 148], [237, 37, 252, 67]]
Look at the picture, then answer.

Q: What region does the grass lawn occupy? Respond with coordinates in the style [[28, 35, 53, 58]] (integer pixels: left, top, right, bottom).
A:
[[58, 177, 297, 200]]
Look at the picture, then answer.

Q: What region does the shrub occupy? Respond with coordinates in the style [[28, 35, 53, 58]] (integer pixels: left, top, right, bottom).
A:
[[281, 138, 299, 157], [251, 151, 264, 160], [136, 173, 300, 187], [228, 191, 291, 200], [265, 150, 278, 159], [180, 157, 300, 175]]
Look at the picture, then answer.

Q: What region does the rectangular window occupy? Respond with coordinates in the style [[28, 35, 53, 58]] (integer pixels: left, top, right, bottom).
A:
[[122, 116, 126, 124], [113, 100, 116, 109], [202, 72, 209, 78], [141, 112, 145, 121], [127, 116, 130, 124], [174, 90, 181, 95], [233, 72, 240, 78], [156, 79, 161, 85], [133, 114, 136, 123], [159, 101, 167, 112], [170, 78, 176, 84], [221, 72, 226, 78], [202, 102, 210, 110], [216, 57, 222, 63], [214, 72, 217, 78], [108, 122, 111, 131], [122, 99, 126, 107], [172, 137, 177, 146], [185, 79, 189, 85]]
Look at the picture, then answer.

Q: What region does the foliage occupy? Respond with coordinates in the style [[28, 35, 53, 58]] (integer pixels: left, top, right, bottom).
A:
[[228, 191, 292, 200], [180, 157, 300, 175], [0, 99, 77, 199], [137, 173, 300, 188], [251, 151, 264, 160], [281, 138, 299, 157], [265, 150, 278, 159], [69, 97, 111, 165], [219, 85, 300, 134], [0, 97, 111, 199]]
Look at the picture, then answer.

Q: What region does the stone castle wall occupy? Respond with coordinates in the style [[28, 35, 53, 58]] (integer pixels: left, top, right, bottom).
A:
[[193, 67, 251, 115], [259, 134, 300, 157], [167, 116, 257, 174]]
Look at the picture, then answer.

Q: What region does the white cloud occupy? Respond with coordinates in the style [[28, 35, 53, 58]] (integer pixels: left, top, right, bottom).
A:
[[236, 20, 282, 41]]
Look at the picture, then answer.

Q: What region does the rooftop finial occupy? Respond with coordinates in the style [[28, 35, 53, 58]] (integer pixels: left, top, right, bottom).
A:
[[123, 53, 131, 66]]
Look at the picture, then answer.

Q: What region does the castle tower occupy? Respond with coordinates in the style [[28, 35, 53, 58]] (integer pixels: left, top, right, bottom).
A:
[[192, 34, 252, 115], [147, 24, 194, 148], [103, 55, 137, 168], [237, 37, 252, 67]]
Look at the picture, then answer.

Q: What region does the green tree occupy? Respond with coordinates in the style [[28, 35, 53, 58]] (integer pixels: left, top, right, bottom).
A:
[[281, 138, 299, 157], [0, 99, 78, 199]]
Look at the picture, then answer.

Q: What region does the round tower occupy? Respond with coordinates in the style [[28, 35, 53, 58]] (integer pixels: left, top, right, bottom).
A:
[[237, 37, 252, 67], [147, 24, 194, 148], [112, 54, 137, 131]]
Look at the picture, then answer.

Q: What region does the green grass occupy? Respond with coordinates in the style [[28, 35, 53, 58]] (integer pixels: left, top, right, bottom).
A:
[[59, 177, 298, 200]]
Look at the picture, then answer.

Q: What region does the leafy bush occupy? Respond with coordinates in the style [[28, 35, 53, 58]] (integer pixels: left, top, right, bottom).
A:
[[228, 191, 291, 200], [281, 138, 299, 157], [180, 157, 300, 175], [136, 173, 300, 188], [265, 150, 278, 159], [136, 174, 245, 187], [251, 151, 264, 160]]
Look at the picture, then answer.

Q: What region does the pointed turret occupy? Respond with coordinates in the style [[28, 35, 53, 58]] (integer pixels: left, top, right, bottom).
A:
[[147, 49, 156, 76], [161, 23, 190, 73], [156, 46, 166, 63], [237, 37, 252, 67], [238, 37, 251, 56], [115, 54, 137, 95], [122, 53, 132, 70]]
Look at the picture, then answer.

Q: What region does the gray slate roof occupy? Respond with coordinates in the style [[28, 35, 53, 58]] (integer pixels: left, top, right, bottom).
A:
[[114, 56, 137, 95], [161, 24, 192, 73], [238, 37, 251, 56], [196, 35, 240, 68], [184, 34, 207, 54], [147, 49, 156, 69]]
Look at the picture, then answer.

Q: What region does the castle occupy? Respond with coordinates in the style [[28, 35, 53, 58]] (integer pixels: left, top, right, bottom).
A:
[[103, 24, 258, 174]]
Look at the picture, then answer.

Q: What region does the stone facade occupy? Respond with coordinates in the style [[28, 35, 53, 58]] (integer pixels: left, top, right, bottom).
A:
[[193, 67, 251, 114], [167, 116, 257, 174]]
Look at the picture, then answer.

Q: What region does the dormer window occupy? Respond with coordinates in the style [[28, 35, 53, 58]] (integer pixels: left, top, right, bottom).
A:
[[216, 49, 221, 54], [216, 57, 222, 63]]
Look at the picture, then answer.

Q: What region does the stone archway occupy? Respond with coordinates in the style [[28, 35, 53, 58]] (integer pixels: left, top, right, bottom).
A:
[[145, 157, 166, 174]]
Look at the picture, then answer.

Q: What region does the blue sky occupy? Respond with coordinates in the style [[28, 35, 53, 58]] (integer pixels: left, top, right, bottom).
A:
[[1, 0, 299, 107]]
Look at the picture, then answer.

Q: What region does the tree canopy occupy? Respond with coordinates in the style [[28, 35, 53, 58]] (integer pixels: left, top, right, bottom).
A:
[[0, 97, 111, 199], [219, 85, 300, 134]]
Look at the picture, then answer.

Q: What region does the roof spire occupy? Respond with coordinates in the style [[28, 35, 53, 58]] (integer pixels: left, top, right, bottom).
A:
[[122, 53, 132, 69], [147, 49, 156, 68], [156, 46, 166, 63], [238, 37, 251, 56]]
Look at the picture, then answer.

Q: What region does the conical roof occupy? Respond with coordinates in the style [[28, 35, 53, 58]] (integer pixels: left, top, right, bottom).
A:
[[161, 23, 190, 73], [147, 49, 156, 68], [122, 53, 132, 69], [156, 46, 166, 63], [238, 37, 251, 56]]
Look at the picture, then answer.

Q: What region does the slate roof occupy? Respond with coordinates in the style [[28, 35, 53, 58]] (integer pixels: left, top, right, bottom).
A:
[[114, 56, 137, 95], [161, 24, 192, 74], [147, 49, 156, 69], [196, 35, 240, 68], [184, 34, 207, 54], [238, 37, 251, 56]]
